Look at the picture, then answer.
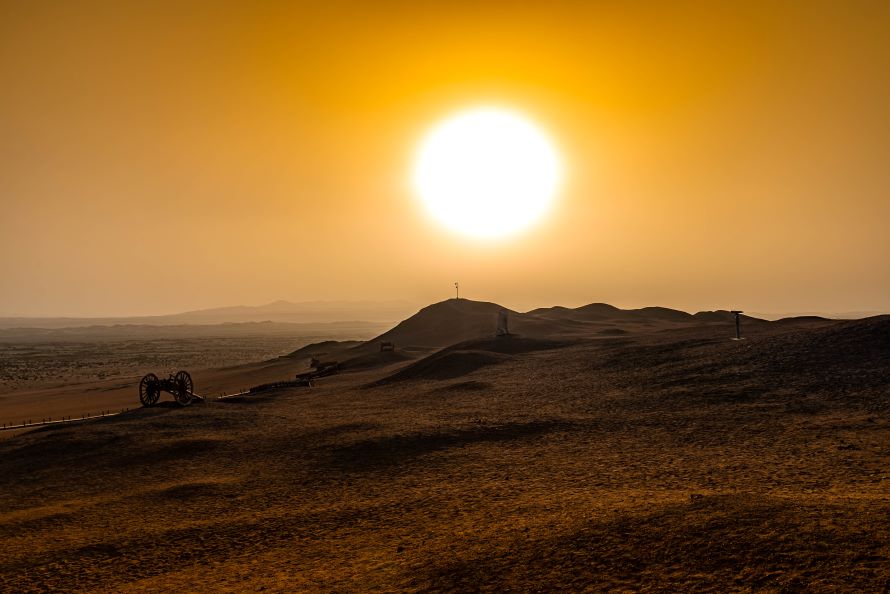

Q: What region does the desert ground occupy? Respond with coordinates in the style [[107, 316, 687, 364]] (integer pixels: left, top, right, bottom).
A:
[[0, 322, 387, 428], [0, 300, 887, 592]]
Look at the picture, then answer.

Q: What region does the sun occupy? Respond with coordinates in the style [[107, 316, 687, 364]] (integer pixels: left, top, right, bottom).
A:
[[413, 107, 563, 239]]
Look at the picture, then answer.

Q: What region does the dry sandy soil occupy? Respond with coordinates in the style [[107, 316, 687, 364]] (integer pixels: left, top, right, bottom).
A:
[[0, 322, 387, 394], [0, 301, 888, 592]]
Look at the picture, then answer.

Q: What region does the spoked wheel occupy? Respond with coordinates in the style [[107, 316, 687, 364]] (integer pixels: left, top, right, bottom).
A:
[[139, 373, 160, 407], [172, 370, 194, 406]]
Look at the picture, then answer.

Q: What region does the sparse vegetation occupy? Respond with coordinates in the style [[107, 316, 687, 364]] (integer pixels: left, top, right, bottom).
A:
[[0, 312, 887, 591]]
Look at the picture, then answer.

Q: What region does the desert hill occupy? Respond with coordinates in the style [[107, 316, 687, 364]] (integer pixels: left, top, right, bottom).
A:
[[532, 302, 693, 322], [0, 309, 887, 591], [371, 336, 576, 385], [277, 299, 820, 374], [292, 299, 780, 360], [285, 340, 365, 359], [371, 299, 777, 348], [369, 299, 515, 348], [741, 315, 890, 396], [0, 298, 841, 428]]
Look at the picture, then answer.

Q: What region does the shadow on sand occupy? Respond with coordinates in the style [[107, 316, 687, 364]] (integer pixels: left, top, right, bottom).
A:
[[422, 493, 887, 591], [325, 420, 571, 471]]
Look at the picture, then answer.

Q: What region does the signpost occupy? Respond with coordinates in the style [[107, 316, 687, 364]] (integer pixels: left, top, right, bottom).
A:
[[496, 310, 509, 336], [731, 310, 744, 340]]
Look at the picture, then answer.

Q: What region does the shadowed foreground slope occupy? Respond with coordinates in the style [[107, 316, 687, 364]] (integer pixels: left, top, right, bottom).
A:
[[0, 319, 888, 592]]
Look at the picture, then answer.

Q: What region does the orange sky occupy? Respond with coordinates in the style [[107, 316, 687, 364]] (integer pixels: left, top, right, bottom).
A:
[[1, 1, 888, 317]]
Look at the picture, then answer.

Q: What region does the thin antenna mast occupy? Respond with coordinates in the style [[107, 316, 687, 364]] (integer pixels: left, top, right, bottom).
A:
[[454, 282, 459, 300]]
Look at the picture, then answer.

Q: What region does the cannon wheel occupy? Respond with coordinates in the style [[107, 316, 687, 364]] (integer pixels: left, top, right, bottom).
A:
[[172, 370, 194, 406], [139, 373, 160, 407]]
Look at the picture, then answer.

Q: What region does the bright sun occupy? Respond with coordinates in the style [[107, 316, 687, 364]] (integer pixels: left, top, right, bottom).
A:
[[413, 107, 562, 239]]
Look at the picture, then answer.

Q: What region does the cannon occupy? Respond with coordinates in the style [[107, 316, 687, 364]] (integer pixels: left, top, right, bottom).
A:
[[138, 371, 201, 407]]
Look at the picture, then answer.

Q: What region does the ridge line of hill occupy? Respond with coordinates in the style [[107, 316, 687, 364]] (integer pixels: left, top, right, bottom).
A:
[[287, 298, 877, 361]]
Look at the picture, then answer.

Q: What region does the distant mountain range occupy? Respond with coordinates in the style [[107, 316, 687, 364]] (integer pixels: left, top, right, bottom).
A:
[[0, 300, 418, 329], [1, 298, 883, 332], [749, 310, 888, 321]]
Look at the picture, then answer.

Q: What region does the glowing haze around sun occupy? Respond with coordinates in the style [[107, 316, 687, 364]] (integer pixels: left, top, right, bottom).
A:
[[413, 107, 562, 239]]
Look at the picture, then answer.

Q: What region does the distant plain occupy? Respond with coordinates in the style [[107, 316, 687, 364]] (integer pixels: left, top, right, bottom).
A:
[[0, 321, 388, 394]]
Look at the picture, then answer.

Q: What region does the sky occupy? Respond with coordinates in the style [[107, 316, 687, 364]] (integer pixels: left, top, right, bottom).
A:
[[1, 0, 889, 317]]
